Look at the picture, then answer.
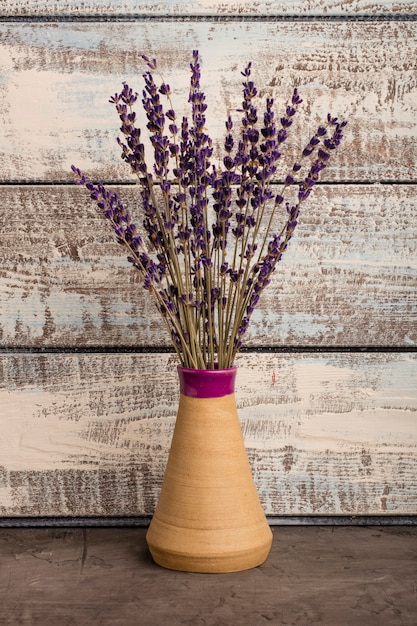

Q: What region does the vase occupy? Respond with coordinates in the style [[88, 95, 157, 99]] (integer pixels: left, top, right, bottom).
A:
[[146, 365, 273, 573]]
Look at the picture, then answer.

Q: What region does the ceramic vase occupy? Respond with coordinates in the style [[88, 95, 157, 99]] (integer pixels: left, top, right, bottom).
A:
[[146, 365, 272, 573]]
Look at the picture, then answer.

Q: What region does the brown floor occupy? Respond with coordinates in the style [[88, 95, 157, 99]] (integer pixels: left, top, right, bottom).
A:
[[0, 526, 416, 626]]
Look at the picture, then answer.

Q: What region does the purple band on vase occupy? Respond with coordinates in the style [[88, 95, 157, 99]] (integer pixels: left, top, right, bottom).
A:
[[178, 365, 237, 398]]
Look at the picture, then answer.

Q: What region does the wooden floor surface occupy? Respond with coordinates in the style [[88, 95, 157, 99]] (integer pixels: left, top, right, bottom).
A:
[[0, 526, 416, 625]]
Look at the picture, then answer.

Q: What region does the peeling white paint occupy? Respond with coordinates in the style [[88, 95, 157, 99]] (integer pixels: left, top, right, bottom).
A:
[[1, 353, 416, 515]]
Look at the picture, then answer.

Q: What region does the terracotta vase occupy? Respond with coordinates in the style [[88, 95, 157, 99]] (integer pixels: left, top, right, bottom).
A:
[[146, 365, 273, 573]]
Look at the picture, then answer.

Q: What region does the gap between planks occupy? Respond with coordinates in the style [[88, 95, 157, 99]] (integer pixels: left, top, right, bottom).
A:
[[1, 15, 417, 23], [1, 346, 416, 354], [0, 515, 416, 528]]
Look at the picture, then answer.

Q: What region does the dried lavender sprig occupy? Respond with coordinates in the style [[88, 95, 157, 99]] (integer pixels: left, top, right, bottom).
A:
[[250, 115, 343, 274], [109, 58, 227, 368], [225, 118, 347, 364], [84, 77, 209, 367], [187, 50, 218, 367], [71, 166, 202, 367], [111, 68, 209, 368], [219, 65, 268, 352], [145, 53, 216, 368], [221, 83, 303, 358]]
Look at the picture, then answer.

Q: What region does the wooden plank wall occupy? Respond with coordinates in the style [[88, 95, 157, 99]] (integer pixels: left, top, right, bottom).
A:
[[0, 1, 416, 520]]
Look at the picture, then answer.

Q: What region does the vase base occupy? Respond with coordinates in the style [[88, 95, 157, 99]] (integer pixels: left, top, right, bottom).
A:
[[148, 546, 271, 574], [146, 520, 273, 573]]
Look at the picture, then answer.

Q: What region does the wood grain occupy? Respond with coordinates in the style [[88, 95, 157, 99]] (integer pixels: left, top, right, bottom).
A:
[[1, 184, 415, 348], [1, 527, 417, 626], [3, 0, 416, 17], [1, 351, 416, 517], [0, 20, 415, 182]]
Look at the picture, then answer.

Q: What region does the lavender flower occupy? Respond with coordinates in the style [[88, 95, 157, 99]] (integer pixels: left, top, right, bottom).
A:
[[72, 52, 347, 369]]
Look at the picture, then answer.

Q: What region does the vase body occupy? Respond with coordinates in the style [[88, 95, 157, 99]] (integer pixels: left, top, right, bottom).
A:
[[146, 365, 272, 573]]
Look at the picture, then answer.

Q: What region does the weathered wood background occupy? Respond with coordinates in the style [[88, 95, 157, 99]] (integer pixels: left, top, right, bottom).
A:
[[0, 1, 416, 519]]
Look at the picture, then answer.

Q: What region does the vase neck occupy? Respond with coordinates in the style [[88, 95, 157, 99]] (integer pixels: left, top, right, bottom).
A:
[[177, 365, 237, 399]]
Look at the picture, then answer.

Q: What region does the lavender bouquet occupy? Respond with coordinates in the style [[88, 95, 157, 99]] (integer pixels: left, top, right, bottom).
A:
[[72, 51, 346, 370]]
